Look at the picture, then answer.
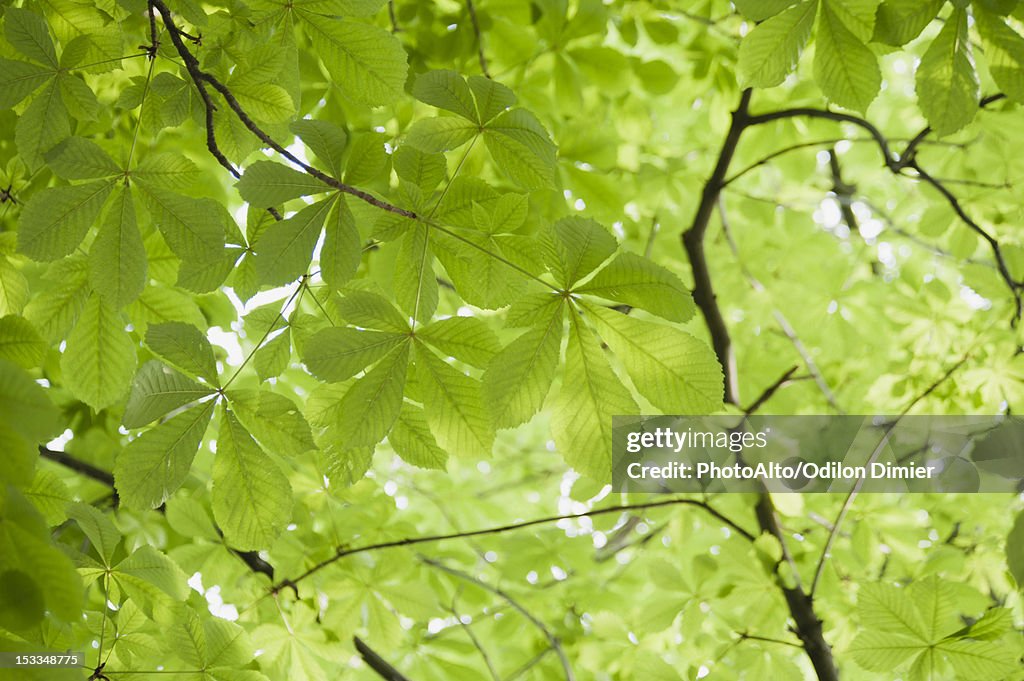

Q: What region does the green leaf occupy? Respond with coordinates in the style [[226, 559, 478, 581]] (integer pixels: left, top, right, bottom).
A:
[[552, 310, 637, 479], [61, 294, 137, 411], [14, 80, 71, 170], [0, 58, 52, 109], [405, 116, 479, 153], [4, 8, 57, 67], [137, 185, 226, 261], [976, 9, 1024, 104], [254, 331, 291, 381], [233, 83, 296, 123], [732, 0, 798, 21], [873, 0, 943, 46], [414, 345, 493, 457], [483, 303, 564, 429], [114, 400, 215, 509], [0, 259, 29, 317], [344, 132, 389, 185], [303, 327, 408, 382], [468, 74, 516, 124], [916, 8, 979, 136], [254, 197, 335, 286], [335, 287, 410, 332], [90, 186, 146, 308], [17, 180, 113, 261], [394, 224, 437, 323], [412, 70, 478, 122], [229, 389, 317, 458], [334, 343, 409, 447], [393, 145, 446, 191], [1008, 511, 1024, 587], [418, 316, 500, 369], [578, 252, 694, 321], [0, 360, 60, 485], [145, 321, 219, 384], [482, 109, 558, 189], [24, 469, 72, 526], [291, 119, 348, 177], [45, 137, 120, 179], [0, 315, 46, 369], [849, 630, 924, 671], [66, 502, 120, 565], [937, 639, 1021, 680], [236, 161, 329, 209], [737, 0, 817, 88], [814, 1, 881, 112], [545, 216, 617, 287], [300, 15, 408, 106], [213, 408, 292, 550], [472, 193, 528, 235], [133, 153, 200, 190], [320, 196, 361, 290], [113, 544, 189, 606], [584, 304, 723, 413], [122, 360, 215, 429], [388, 403, 447, 470]]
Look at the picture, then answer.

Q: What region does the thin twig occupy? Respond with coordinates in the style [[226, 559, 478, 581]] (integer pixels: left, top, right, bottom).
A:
[[353, 636, 412, 681], [466, 0, 490, 77], [422, 556, 575, 681], [743, 366, 799, 415]]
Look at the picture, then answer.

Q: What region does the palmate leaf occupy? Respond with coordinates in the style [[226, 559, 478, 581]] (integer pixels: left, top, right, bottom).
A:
[[236, 161, 329, 208], [552, 310, 637, 480], [393, 145, 446, 191], [122, 360, 215, 429], [483, 300, 564, 429], [90, 185, 146, 308], [577, 251, 695, 321], [412, 70, 479, 122], [299, 13, 408, 106], [254, 331, 291, 381], [976, 8, 1024, 104], [45, 137, 121, 180], [17, 180, 113, 261], [468, 75, 516, 124], [145, 321, 219, 384], [333, 343, 409, 448], [229, 389, 316, 458], [814, 0, 881, 113], [334, 286, 410, 332], [303, 327, 408, 382], [916, 8, 979, 136], [0, 58, 52, 109], [584, 303, 723, 413], [66, 502, 120, 566], [482, 109, 558, 190], [14, 80, 71, 170], [112, 545, 188, 616], [4, 8, 57, 68], [737, 0, 817, 88], [417, 316, 500, 369], [136, 184, 226, 261], [394, 223, 437, 323], [231, 82, 295, 123], [321, 193, 361, 290], [114, 400, 216, 509], [544, 216, 617, 287], [254, 197, 336, 286], [290, 119, 348, 177], [213, 408, 292, 550], [388, 403, 447, 470], [405, 116, 479, 153], [414, 344, 493, 458], [61, 294, 137, 411]]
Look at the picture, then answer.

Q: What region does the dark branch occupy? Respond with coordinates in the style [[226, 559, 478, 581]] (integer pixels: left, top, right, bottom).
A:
[[466, 0, 490, 78], [353, 636, 412, 681], [266, 497, 755, 595], [743, 365, 800, 415], [147, 0, 417, 220]]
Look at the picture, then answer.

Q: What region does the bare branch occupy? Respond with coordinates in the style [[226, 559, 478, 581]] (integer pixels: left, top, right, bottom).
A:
[[466, 0, 490, 78], [353, 636, 412, 681], [422, 557, 575, 681]]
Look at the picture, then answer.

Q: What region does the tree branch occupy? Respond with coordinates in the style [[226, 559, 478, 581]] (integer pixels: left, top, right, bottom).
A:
[[265, 497, 755, 596], [353, 636, 412, 681], [680, 89, 840, 681], [147, 0, 417, 220], [743, 365, 800, 415], [421, 556, 575, 681], [466, 0, 490, 78]]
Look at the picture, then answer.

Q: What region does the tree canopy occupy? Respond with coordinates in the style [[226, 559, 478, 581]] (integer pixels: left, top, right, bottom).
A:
[[0, 0, 1023, 679]]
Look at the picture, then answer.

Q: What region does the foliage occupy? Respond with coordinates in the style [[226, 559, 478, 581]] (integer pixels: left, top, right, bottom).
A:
[[0, 0, 1023, 679]]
